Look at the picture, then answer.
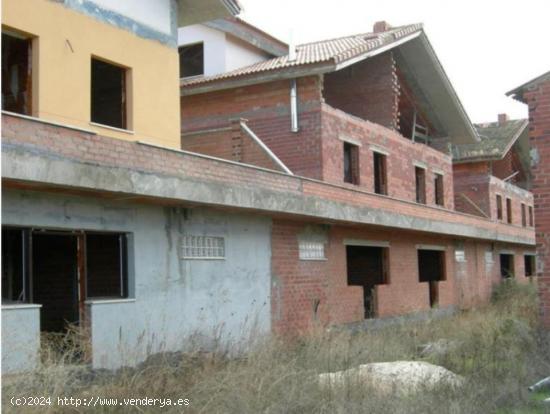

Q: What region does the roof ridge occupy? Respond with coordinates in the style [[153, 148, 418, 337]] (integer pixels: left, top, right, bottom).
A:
[[296, 23, 422, 48]]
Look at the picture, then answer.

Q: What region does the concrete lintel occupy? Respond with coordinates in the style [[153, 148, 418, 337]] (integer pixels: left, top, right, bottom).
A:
[[1, 145, 535, 246]]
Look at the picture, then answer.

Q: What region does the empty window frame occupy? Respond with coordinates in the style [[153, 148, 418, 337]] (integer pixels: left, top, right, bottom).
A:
[[496, 194, 503, 221], [528, 206, 534, 227], [506, 198, 512, 224], [179, 43, 204, 78], [524, 255, 536, 277], [2, 31, 33, 115], [343, 142, 359, 185], [521, 203, 527, 227], [86, 233, 128, 299], [1, 227, 30, 303], [434, 173, 444, 206], [182, 235, 225, 259], [418, 249, 446, 307], [346, 245, 390, 318], [373, 151, 387, 195], [299, 241, 326, 261], [415, 166, 426, 204], [91, 58, 128, 129], [500, 253, 514, 278]]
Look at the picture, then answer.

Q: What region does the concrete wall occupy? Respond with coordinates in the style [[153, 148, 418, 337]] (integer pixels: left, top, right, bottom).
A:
[[1, 305, 41, 374], [2, 189, 272, 369], [178, 24, 226, 76], [178, 24, 269, 77], [225, 34, 270, 72]]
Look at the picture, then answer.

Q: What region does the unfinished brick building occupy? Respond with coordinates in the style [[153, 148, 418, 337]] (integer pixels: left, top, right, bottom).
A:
[[179, 20, 536, 333], [508, 71, 550, 327], [0, 8, 538, 375]]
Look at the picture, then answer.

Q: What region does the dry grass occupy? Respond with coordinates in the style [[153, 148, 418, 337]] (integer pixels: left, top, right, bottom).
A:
[[3, 280, 550, 413]]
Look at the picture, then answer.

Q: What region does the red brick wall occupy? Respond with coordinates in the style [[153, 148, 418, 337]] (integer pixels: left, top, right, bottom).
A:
[[522, 78, 550, 327], [321, 104, 455, 208], [453, 162, 533, 224], [3, 114, 534, 244], [181, 120, 283, 171], [323, 52, 399, 130], [453, 162, 491, 217], [181, 77, 325, 179], [492, 147, 526, 185], [271, 219, 531, 333]]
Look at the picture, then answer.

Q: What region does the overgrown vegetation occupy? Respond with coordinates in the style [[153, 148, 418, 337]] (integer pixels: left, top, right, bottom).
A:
[[3, 280, 549, 413]]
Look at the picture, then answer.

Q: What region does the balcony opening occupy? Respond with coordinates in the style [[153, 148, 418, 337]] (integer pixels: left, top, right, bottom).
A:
[[2, 31, 33, 115], [521, 203, 527, 227], [373, 151, 387, 195], [346, 245, 389, 318], [91, 58, 128, 129], [524, 255, 536, 277], [343, 142, 359, 185], [500, 253, 514, 278], [506, 198, 512, 224], [529, 206, 534, 227], [415, 166, 426, 204], [179, 42, 204, 78], [418, 249, 446, 308], [434, 173, 444, 206], [496, 195, 503, 221]]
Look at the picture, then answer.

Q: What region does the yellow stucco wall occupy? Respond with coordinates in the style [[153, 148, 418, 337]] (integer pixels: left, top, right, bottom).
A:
[[2, 0, 181, 148]]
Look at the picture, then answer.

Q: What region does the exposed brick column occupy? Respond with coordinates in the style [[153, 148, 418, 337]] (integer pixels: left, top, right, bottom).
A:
[[524, 79, 550, 327], [230, 118, 245, 162]]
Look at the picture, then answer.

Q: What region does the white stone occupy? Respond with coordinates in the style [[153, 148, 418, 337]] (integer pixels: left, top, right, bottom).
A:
[[319, 361, 464, 395]]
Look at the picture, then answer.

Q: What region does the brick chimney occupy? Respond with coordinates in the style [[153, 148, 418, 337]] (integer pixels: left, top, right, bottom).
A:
[[373, 21, 392, 33], [498, 113, 509, 125]]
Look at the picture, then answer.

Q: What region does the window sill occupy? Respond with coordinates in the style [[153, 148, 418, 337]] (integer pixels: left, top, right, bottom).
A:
[[90, 122, 134, 135], [2, 303, 42, 310], [85, 298, 136, 305]]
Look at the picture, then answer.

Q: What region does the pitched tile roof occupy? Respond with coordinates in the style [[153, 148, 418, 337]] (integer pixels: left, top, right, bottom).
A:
[[507, 70, 550, 103], [452, 119, 528, 162], [181, 23, 423, 88]]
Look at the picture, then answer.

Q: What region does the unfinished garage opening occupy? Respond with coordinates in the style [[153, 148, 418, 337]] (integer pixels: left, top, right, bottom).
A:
[[91, 57, 128, 129], [1, 226, 130, 333], [346, 244, 389, 318], [500, 253, 514, 278], [2, 30, 33, 115], [418, 248, 446, 308]]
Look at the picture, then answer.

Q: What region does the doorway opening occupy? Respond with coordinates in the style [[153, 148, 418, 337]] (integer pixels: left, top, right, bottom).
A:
[[346, 245, 389, 318], [418, 249, 446, 307]]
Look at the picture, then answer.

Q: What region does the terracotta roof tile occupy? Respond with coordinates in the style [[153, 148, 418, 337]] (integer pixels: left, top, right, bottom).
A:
[[181, 23, 423, 88]]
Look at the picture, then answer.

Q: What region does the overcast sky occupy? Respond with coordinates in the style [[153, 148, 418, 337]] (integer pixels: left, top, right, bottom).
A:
[[239, 0, 550, 124]]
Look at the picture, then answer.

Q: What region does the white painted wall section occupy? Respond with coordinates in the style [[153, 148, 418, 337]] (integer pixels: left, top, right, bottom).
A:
[[225, 35, 270, 72], [178, 24, 226, 76], [90, 0, 173, 35]]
